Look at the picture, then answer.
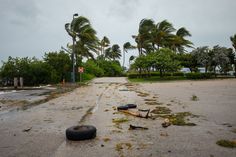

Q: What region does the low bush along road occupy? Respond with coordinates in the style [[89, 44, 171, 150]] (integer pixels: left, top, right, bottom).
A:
[[0, 77, 236, 157]]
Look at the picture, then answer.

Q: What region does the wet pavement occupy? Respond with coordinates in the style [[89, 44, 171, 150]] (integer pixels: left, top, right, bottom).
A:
[[0, 77, 236, 157]]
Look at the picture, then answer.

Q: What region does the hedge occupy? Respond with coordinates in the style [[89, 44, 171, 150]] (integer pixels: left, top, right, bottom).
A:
[[185, 73, 213, 79]]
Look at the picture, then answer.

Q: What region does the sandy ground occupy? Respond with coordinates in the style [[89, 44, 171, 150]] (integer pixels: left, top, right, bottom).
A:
[[0, 77, 236, 157]]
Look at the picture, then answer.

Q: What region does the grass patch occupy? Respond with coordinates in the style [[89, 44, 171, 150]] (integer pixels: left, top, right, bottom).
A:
[[216, 140, 236, 148], [159, 112, 198, 126], [144, 98, 156, 101], [145, 101, 163, 105], [191, 94, 199, 101], [115, 142, 132, 152], [151, 106, 172, 114], [112, 117, 129, 124]]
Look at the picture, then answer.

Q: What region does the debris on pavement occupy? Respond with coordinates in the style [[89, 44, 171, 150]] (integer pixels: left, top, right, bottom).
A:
[[159, 112, 197, 126], [151, 107, 171, 114], [216, 139, 236, 148], [119, 109, 150, 118], [160, 132, 169, 137], [23, 127, 32, 132], [112, 117, 129, 124], [129, 124, 148, 130], [161, 118, 171, 128], [103, 137, 111, 142]]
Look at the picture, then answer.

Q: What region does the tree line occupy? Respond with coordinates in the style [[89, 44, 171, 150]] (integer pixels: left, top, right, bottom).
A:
[[128, 18, 236, 77], [0, 15, 236, 86]]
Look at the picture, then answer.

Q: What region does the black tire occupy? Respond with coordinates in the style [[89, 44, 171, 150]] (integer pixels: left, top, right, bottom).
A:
[[117, 105, 129, 110], [66, 125, 96, 141], [125, 104, 137, 109]]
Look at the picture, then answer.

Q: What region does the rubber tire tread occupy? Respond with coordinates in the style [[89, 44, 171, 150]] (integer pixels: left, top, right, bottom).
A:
[[125, 104, 137, 108], [117, 106, 129, 110], [66, 125, 96, 141]]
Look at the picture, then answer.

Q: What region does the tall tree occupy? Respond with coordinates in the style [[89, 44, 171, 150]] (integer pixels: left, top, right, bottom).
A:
[[152, 20, 176, 50], [133, 19, 155, 55], [230, 34, 236, 77], [230, 34, 236, 51], [100, 36, 110, 57], [123, 42, 135, 68], [170, 27, 193, 53], [191, 46, 210, 73], [69, 16, 99, 64], [105, 44, 121, 60]]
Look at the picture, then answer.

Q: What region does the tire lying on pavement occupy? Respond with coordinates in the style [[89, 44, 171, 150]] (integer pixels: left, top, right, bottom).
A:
[[125, 104, 137, 109], [117, 105, 129, 110], [66, 125, 96, 141]]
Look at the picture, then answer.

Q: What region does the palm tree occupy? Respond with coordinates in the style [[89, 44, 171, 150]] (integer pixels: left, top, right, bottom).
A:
[[105, 44, 121, 60], [133, 19, 155, 55], [100, 36, 110, 58], [129, 55, 135, 68], [123, 42, 135, 68], [170, 27, 193, 53], [230, 34, 236, 51], [70, 15, 99, 63], [152, 20, 176, 50], [230, 34, 236, 77]]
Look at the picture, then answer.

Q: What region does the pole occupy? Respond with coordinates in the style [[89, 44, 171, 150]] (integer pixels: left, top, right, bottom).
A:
[[80, 72, 82, 83], [72, 37, 75, 83]]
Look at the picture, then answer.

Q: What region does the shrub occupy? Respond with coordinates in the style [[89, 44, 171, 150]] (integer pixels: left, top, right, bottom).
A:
[[173, 72, 185, 76], [185, 73, 213, 79], [81, 73, 95, 81], [83, 60, 104, 77]]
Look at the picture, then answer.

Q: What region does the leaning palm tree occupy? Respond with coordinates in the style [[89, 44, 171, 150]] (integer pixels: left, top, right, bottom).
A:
[[129, 55, 135, 68], [123, 42, 135, 68], [100, 36, 110, 57], [133, 19, 155, 55], [105, 44, 121, 60], [170, 27, 193, 53], [152, 20, 176, 50], [70, 15, 99, 62], [230, 34, 236, 51], [230, 34, 236, 77]]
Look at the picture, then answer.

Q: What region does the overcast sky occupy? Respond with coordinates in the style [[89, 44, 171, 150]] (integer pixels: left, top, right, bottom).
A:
[[0, 0, 236, 66]]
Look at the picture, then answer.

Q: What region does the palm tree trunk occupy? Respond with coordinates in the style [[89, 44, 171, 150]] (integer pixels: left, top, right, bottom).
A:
[[123, 49, 125, 68]]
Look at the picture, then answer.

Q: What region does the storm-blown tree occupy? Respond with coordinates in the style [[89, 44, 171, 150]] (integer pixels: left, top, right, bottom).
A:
[[67, 15, 99, 65], [132, 19, 193, 55], [123, 42, 135, 68], [230, 34, 236, 76], [105, 44, 122, 60]]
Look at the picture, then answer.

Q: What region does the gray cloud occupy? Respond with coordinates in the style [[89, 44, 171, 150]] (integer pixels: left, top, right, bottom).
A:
[[0, 0, 236, 66]]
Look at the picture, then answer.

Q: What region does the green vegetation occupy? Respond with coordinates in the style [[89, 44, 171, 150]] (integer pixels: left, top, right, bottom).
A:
[[159, 112, 197, 126], [191, 95, 199, 101], [151, 107, 172, 114], [112, 117, 129, 124], [216, 140, 236, 148], [1, 15, 235, 85]]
